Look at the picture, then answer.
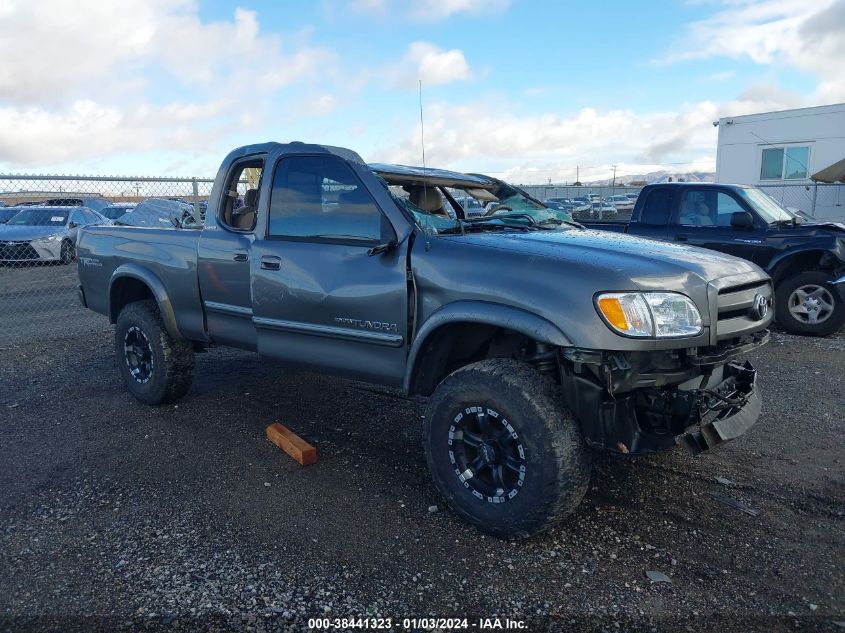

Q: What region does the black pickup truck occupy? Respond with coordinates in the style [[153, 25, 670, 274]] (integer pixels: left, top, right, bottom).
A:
[[585, 183, 845, 336]]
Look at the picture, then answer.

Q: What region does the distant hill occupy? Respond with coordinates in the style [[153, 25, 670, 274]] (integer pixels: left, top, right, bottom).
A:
[[586, 171, 715, 186]]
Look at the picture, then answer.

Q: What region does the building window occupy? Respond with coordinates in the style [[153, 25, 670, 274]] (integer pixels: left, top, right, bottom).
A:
[[760, 146, 809, 180]]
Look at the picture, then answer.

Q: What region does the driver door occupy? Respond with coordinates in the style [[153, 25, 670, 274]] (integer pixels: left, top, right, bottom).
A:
[[250, 153, 409, 387], [671, 189, 768, 265]]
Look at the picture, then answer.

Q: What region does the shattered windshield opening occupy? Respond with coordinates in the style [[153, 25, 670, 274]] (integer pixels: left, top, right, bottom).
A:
[[387, 183, 574, 236]]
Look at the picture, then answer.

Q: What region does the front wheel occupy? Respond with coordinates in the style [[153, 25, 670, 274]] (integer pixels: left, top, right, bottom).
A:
[[776, 271, 845, 336], [115, 300, 195, 404], [423, 359, 591, 538]]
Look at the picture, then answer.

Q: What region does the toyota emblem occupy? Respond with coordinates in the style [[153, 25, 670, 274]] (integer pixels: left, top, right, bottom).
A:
[[750, 293, 770, 320]]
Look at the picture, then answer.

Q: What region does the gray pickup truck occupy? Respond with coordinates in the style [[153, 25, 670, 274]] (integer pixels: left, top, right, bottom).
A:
[[77, 142, 772, 537]]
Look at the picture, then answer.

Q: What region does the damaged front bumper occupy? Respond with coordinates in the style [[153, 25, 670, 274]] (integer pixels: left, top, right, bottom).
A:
[[677, 361, 759, 454], [560, 335, 766, 456]]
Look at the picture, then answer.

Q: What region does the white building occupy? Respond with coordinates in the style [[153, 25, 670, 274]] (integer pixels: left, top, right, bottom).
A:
[[714, 103, 845, 220]]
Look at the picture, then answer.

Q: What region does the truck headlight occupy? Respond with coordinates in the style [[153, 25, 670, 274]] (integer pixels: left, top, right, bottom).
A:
[[595, 292, 703, 338]]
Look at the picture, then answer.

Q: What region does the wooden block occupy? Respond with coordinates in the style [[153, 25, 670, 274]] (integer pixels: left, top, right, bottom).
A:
[[266, 423, 317, 466]]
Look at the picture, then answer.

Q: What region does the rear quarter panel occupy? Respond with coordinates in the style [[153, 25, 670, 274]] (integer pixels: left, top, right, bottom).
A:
[[77, 226, 205, 340]]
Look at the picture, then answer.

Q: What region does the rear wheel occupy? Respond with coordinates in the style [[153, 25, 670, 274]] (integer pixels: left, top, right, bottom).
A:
[[115, 300, 195, 404], [423, 359, 591, 538], [776, 271, 845, 336]]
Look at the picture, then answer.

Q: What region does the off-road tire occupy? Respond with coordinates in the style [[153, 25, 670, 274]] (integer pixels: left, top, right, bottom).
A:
[[59, 239, 74, 265], [423, 358, 591, 538], [115, 300, 195, 405], [776, 271, 845, 337]]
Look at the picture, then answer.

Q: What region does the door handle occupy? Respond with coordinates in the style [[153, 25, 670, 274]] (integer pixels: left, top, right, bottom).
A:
[[233, 250, 249, 262], [675, 235, 688, 242], [260, 256, 281, 271]]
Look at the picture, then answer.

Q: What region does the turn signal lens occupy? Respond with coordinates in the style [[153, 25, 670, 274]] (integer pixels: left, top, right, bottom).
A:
[[597, 296, 628, 331]]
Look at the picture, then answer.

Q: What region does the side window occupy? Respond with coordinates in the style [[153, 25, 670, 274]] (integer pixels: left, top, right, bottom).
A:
[[220, 159, 264, 231], [639, 189, 672, 225], [714, 192, 744, 226], [83, 210, 99, 224], [678, 190, 744, 227], [70, 210, 85, 226], [268, 155, 382, 242]]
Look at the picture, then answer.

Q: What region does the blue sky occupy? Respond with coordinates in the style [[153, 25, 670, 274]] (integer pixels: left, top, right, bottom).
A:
[[0, 0, 842, 183]]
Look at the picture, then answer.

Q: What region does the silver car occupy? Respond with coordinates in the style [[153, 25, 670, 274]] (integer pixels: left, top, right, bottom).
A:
[[0, 206, 108, 264]]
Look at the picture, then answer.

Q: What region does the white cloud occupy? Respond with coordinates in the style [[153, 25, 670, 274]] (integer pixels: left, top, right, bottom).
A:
[[346, 0, 510, 21], [661, 0, 845, 102], [0, 0, 336, 169], [374, 84, 812, 184], [407, 0, 511, 21], [390, 42, 471, 88], [0, 99, 237, 167]]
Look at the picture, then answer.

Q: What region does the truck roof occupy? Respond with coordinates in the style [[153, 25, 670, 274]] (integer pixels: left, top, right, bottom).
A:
[[369, 163, 494, 189], [644, 182, 753, 189], [223, 141, 366, 166]]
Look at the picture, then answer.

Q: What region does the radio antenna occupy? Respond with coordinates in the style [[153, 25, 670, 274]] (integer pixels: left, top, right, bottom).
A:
[[419, 79, 427, 173]]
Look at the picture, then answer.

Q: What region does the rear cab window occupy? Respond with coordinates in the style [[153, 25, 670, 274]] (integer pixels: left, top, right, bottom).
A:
[[220, 159, 264, 232], [639, 188, 674, 225]]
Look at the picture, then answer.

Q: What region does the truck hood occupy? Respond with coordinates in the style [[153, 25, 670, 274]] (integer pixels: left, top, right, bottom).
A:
[[0, 225, 68, 241], [777, 220, 845, 235], [445, 228, 762, 287]]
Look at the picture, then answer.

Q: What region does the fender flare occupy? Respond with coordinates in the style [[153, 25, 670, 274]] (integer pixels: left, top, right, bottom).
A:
[[109, 263, 184, 340], [403, 300, 572, 393], [767, 247, 841, 284]]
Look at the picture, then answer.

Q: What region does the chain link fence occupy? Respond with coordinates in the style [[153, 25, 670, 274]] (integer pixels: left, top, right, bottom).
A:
[[757, 183, 845, 221], [1, 173, 843, 349], [518, 183, 845, 222], [0, 175, 214, 348]]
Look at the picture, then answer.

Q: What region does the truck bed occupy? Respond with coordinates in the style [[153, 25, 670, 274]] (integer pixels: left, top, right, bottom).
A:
[[77, 225, 206, 341]]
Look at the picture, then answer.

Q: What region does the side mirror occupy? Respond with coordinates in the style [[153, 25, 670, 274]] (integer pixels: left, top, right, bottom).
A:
[[730, 211, 754, 229], [68, 221, 78, 228]]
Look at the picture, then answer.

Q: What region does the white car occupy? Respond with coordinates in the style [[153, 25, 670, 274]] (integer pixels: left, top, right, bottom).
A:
[[590, 201, 618, 218], [606, 195, 635, 211], [0, 206, 108, 264]]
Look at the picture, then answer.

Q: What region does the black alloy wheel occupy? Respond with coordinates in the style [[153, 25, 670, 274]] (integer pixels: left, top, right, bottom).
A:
[[124, 325, 154, 384], [449, 405, 526, 503]]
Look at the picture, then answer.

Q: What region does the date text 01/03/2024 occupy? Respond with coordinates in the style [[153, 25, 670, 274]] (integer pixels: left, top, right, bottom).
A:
[[307, 617, 527, 630]]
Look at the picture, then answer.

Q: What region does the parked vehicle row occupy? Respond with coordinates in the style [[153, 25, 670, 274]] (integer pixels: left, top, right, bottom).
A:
[[543, 192, 638, 220], [0, 197, 205, 264]]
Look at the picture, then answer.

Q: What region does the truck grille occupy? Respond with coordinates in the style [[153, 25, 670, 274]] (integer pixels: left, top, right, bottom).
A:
[[0, 240, 39, 261], [714, 279, 772, 341]]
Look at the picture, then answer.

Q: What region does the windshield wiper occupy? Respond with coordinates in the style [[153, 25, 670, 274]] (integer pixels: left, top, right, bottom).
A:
[[466, 213, 538, 225], [536, 218, 585, 230], [436, 213, 550, 235]]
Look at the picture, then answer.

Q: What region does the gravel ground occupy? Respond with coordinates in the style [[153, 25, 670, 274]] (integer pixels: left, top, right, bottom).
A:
[[0, 265, 843, 632]]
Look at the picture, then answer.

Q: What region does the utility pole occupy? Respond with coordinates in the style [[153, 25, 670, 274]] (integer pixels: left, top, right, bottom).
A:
[[612, 164, 617, 190]]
